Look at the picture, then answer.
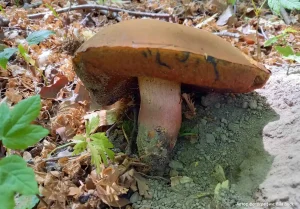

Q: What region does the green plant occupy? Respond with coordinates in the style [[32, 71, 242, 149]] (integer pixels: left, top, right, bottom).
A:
[[0, 30, 54, 70], [264, 27, 297, 47], [72, 116, 115, 173], [45, 3, 59, 18], [264, 28, 299, 64], [268, 0, 300, 15], [227, 0, 237, 5], [275, 46, 300, 63], [251, 0, 268, 60], [0, 95, 49, 209]]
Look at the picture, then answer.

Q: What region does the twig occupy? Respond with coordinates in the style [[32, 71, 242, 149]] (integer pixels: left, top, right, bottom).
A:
[[106, 122, 118, 137], [259, 25, 268, 39], [280, 7, 291, 25], [213, 31, 240, 38], [36, 194, 49, 208], [44, 154, 80, 162], [194, 13, 218, 29], [27, 4, 172, 20]]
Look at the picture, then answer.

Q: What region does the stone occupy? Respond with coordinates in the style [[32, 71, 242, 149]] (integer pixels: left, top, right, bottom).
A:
[[206, 133, 215, 144], [169, 160, 184, 171], [228, 123, 239, 133], [130, 192, 141, 203], [242, 101, 248, 109], [200, 119, 207, 125], [169, 169, 179, 177], [249, 100, 258, 109]]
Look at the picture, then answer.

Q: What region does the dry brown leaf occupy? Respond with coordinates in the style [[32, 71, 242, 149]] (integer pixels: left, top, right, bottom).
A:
[[90, 167, 129, 207], [40, 140, 56, 158], [182, 93, 196, 119], [51, 101, 86, 138], [5, 88, 22, 103], [40, 75, 69, 99], [217, 5, 234, 26]]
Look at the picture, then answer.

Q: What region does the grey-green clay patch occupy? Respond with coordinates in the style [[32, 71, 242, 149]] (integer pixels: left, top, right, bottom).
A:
[[134, 91, 278, 209]]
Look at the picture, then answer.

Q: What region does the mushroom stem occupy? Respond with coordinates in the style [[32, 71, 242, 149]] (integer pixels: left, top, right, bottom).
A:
[[137, 76, 182, 173]]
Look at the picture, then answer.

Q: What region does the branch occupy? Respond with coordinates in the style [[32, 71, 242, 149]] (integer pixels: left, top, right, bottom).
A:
[[280, 6, 291, 25], [27, 4, 172, 20]]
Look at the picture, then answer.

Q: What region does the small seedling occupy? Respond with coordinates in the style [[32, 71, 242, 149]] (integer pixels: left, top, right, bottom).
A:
[[45, 3, 59, 19], [0, 30, 54, 70], [264, 27, 298, 47], [72, 116, 115, 174]]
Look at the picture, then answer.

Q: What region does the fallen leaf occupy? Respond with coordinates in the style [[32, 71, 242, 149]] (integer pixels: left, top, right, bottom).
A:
[[40, 75, 68, 99]]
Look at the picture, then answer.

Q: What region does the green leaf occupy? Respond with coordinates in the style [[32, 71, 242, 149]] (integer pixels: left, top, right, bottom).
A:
[[268, 0, 300, 15], [6, 95, 41, 132], [280, 0, 300, 10], [90, 132, 114, 165], [0, 48, 18, 70], [18, 44, 35, 66], [227, 0, 236, 5], [284, 27, 298, 33], [15, 195, 39, 209], [0, 155, 39, 209], [264, 36, 279, 47], [0, 186, 15, 209], [73, 134, 86, 142], [285, 54, 300, 63], [275, 46, 294, 57], [73, 140, 88, 155], [88, 142, 102, 173], [3, 125, 49, 149], [0, 95, 49, 150], [26, 30, 55, 45], [86, 116, 99, 135], [0, 102, 10, 136], [45, 4, 59, 18]]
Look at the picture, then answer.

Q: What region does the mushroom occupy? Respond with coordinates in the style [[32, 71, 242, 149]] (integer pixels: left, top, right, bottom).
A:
[[73, 19, 270, 173]]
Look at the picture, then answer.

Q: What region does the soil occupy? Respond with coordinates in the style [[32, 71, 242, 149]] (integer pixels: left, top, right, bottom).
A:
[[128, 65, 300, 209]]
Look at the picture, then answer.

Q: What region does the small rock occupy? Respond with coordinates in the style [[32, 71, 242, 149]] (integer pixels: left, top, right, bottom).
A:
[[200, 119, 207, 125], [215, 103, 221, 108], [220, 134, 228, 142], [221, 118, 228, 124], [242, 101, 248, 109], [130, 192, 141, 203], [206, 134, 215, 144], [249, 100, 258, 109], [228, 123, 239, 133], [179, 176, 194, 184], [169, 169, 179, 177], [175, 203, 182, 207], [169, 160, 184, 171]]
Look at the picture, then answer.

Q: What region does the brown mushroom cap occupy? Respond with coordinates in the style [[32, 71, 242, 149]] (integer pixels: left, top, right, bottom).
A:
[[73, 19, 270, 106]]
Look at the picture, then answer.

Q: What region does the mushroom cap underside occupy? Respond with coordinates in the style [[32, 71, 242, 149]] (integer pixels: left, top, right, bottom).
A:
[[73, 19, 271, 106]]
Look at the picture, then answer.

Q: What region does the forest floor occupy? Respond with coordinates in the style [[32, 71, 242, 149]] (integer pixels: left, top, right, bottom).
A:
[[0, 0, 300, 209]]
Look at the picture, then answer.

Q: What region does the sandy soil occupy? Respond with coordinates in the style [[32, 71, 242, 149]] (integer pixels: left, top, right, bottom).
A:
[[254, 65, 300, 209], [128, 65, 300, 209]]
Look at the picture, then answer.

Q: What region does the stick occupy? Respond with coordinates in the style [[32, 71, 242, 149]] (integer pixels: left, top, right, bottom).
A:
[[36, 194, 49, 208], [280, 6, 291, 25], [27, 4, 172, 20], [213, 31, 240, 38]]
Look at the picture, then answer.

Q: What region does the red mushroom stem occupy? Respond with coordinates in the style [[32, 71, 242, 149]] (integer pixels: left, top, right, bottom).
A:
[[137, 76, 182, 173]]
